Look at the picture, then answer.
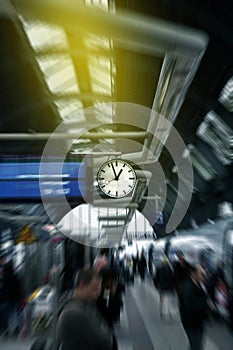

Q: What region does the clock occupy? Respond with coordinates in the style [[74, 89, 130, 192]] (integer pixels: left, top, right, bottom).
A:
[[97, 159, 136, 198]]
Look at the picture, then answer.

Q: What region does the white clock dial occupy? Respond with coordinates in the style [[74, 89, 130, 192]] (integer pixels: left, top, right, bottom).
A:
[[97, 159, 136, 198]]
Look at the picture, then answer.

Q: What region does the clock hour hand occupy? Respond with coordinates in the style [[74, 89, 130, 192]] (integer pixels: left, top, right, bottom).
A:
[[116, 169, 123, 179]]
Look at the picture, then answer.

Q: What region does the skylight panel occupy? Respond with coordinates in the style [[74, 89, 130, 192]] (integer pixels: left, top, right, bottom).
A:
[[20, 17, 82, 124], [36, 55, 80, 94], [20, 18, 69, 52], [189, 146, 216, 181], [85, 33, 112, 52], [85, 0, 109, 11], [219, 76, 233, 112], [94, 104, 114, 123], [54, 99, 84, 123], [20, 10, 116, 128], [197, 110, 233, 165], [88, 56, 112, 94], [84, 33, 114, 96], [218, 201, 233, 218]]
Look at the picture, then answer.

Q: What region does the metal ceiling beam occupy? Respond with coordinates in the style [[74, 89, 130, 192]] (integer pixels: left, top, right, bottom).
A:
[[98, 215, 128, 221], [101, 224, 126, 229], [92, 201, 138, 208], [14, 1, 208, 54], [0, 131, 146, 140]]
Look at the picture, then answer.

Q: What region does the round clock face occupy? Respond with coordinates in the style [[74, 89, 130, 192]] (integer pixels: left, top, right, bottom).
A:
[[97, 159, 136, 198]]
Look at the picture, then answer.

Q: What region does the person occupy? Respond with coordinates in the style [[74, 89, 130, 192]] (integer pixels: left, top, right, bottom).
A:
[[123, 254, 134, 284], [96, 268, 122, 350], [205, 266, 218, 305], [179, 264, 210, 350], [148, 244, 154, 276], [154, 257, 176, 320], [132, 253, 139, 277], [55, 268, 113, 350], [60, 257, 75, 296], [138, 250, 147, 282], [173, 250, 191, 303], [0, 252, 22, 335], [94, 251, 124, 332], [93, 248, 111, 273], [228, 286, 233, 332]]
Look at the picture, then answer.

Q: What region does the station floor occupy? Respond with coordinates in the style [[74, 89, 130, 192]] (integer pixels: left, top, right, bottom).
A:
[[0, 274, 232, 350], [115, 275, 233, 350]]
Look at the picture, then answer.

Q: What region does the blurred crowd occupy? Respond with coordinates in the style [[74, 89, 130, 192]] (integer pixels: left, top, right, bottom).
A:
[[1, 244, 233, 350]]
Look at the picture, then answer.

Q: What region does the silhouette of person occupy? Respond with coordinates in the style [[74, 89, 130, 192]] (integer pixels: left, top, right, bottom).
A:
[[138, 251, 147, 282], [155, 257, 176, 320], [0, 252, 22, 335], [55, 268, 113, 350], [173, 250, 191, 303], [179, 264, 209, 350]]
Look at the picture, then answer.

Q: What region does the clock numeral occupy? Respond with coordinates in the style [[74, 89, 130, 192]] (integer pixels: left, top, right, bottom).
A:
[[116, 191, 118, 197], [129, 185, 133, 188], [123, 190, 126, 194], [108, 190, 111, 194], [129, 177, 135, 180], [128, 169, 132, 173]]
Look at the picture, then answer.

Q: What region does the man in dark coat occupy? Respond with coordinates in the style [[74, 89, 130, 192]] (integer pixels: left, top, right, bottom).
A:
[[155, 257, 176, 320], [96, 268, 122, 350], [138, 251, 147, 282], [179, 264, 209, 350], [55, 268, 113, 350], [173, 250, 191, 304], [0, 253, 22, 335]]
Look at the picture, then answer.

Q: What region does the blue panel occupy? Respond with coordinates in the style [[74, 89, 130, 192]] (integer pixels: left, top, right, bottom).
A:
[[0, 157, 92, 202]]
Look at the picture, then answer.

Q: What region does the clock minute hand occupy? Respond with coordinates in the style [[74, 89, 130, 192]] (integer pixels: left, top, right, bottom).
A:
[[111, 163, 117, 178]]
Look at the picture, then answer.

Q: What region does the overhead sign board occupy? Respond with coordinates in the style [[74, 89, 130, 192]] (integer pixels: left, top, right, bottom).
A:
[[0, 156, 92, 203]]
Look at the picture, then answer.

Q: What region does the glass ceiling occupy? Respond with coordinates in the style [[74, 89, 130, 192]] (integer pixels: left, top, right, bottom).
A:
[[188, 144, 216, 181], [219, 76, 233, 112], [19, 0, 115, 130], [187, 75, 233, 190], [197, 109, 233, 165]]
